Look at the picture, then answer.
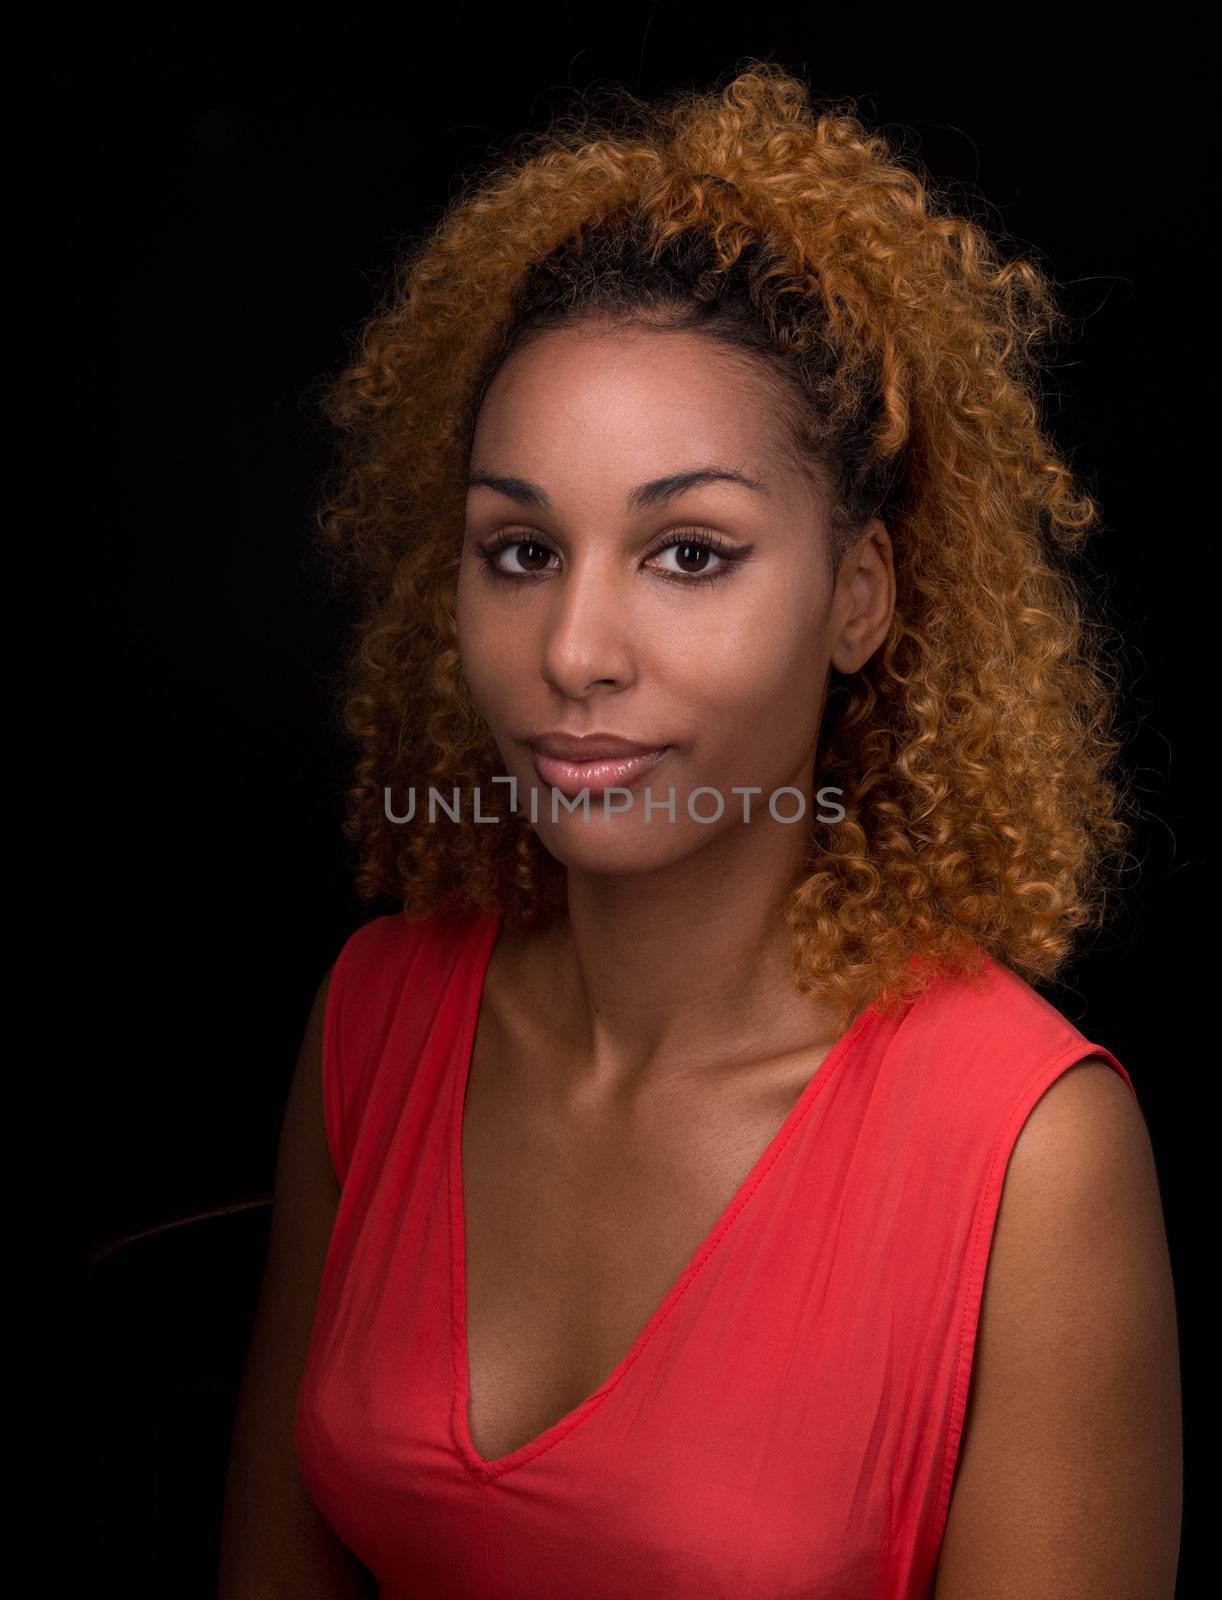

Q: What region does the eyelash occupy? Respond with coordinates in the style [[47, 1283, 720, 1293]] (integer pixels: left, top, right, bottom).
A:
[[474, 528, 749, 587]]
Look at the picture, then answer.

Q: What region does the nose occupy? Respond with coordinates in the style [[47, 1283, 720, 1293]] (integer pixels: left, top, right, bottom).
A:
[[538, 555, 637, 698]]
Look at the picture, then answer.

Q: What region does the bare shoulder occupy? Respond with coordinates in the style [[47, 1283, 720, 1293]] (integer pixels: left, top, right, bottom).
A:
[[932, 1056, 1183, 1599]]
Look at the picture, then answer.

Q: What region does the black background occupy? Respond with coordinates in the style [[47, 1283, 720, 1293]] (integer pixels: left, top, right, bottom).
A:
[[77, 9, 1204, 1594]]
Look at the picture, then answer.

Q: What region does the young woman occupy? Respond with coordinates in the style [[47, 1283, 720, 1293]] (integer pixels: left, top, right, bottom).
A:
[[219, 64, 1181, 1598]]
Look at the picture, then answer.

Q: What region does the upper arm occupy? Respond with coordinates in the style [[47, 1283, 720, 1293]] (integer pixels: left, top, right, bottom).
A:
[[932, 1057, 1182, 1599], [217, 965, 373, 1600]]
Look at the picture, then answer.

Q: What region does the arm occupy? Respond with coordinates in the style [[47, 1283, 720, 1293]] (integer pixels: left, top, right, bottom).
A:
[[932, 1057, 1182, 1598], [216, 965, 373, 1600]]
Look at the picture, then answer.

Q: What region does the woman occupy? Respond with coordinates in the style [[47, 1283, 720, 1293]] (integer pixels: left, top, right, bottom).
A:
[[219, 64, 1181, 1598]]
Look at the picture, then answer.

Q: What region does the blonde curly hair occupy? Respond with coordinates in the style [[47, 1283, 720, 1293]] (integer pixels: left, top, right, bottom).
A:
[[308, 61, 1136, 1024]]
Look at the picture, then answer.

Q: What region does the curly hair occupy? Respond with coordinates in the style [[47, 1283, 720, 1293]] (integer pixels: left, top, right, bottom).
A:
[[307, 61, 1137, 1025]]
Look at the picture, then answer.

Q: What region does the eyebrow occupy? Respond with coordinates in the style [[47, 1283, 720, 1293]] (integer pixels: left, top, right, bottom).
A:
[[466, 464, 769, 513]]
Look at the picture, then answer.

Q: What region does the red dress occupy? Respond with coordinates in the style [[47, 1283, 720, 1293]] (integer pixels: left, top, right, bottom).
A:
[[293, 903, 1135, 1598]]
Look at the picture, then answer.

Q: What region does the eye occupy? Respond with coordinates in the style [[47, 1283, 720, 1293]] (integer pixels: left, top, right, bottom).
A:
[[648, 533, 736, 583], [472, 527, 752, 586], [475, 534, 559, 580]]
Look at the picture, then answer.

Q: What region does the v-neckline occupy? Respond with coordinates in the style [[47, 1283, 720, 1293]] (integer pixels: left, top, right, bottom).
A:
[[447, 909, 880, 1483]]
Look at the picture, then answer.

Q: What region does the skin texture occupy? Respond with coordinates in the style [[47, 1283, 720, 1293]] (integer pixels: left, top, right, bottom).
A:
[[456, 907, 868, 1465], [457, 320, 891, 894], [932, 1059, 1182, 1597]]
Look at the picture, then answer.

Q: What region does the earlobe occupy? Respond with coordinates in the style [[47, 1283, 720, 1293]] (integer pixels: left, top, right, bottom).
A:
[[829, 638, 867, 676], [829, 611, 888, 676]]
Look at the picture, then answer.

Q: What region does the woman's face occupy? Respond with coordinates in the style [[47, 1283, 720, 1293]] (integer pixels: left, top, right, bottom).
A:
[[455, 320, 892, 876]]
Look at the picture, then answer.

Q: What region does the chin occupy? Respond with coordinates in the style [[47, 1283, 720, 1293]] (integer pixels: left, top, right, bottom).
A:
[[531, 819, 705, 877]]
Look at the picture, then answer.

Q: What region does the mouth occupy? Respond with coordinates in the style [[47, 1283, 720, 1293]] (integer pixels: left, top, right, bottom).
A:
[[527, 744, 672, 798]]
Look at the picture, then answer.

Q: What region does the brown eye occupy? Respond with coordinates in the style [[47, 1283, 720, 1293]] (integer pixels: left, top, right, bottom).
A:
[[477, 535, 559, 580], [499, 540, 553, 574], [475, 528, 750, 587], [651, 539, 727, 579], [646, 529, 750, 585]]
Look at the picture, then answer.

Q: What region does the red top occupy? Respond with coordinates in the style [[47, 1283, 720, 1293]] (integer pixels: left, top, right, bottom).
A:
[[293, 904, 1136, 1599]]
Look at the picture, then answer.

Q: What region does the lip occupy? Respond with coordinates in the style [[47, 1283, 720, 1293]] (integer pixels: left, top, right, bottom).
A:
[[528, 731, 668, 760], [526, 735, 672, 799]]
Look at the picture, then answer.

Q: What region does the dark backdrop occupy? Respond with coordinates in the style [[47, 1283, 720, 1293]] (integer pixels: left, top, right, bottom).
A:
[[76, 9, 1204, 1595]]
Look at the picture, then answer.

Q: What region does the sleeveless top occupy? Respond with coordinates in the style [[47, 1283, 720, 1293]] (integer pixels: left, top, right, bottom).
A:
[[292, 904, 1136, 1600]]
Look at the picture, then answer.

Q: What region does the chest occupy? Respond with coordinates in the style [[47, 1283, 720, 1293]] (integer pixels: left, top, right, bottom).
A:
[[457, 1017, 831, 1466]]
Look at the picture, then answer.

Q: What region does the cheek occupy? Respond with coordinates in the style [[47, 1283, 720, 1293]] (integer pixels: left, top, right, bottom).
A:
[[455, 577, 514, 713], [664, 605, 824, 774], [666, 596, 821, 718]]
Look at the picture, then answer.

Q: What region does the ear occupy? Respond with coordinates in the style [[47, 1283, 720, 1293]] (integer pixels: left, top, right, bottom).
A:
[[829, 519, 895, 674]]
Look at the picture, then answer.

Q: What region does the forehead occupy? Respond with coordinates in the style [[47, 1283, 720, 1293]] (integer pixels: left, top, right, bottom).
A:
[[471, 323, 795, 486]]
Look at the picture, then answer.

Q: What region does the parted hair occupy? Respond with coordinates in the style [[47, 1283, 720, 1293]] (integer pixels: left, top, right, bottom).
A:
[[308, 61, 1136, 1025]]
